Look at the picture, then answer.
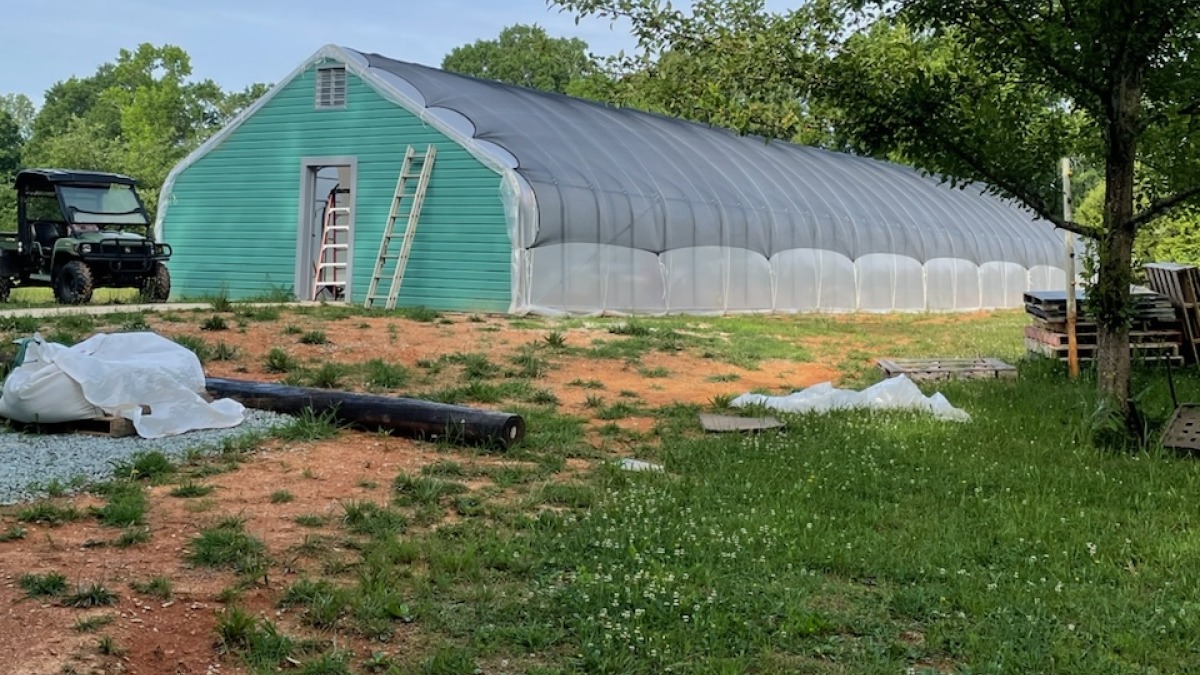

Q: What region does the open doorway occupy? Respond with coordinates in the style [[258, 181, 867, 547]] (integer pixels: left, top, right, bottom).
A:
[[298, 158, 357, 302]]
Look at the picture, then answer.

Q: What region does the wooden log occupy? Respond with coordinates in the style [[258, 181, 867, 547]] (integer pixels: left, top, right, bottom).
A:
[[205, 377, 524, 450]]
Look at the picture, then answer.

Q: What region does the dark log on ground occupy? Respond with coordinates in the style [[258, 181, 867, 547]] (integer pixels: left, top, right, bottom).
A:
[[205, 377, 524, 450]]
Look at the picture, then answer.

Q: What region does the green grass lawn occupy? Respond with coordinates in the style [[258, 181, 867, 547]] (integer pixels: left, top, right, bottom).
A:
[[10, 307, 1200, 673], [374, 358, 1200, 674]]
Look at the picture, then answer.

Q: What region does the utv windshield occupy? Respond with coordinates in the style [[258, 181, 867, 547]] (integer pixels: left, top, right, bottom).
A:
[[59, 184, 149, 226]]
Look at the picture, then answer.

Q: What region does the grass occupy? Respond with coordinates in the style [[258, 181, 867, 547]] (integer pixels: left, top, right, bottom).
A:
[[15, 307, 1200, 672], [19, 571, 68, 598]]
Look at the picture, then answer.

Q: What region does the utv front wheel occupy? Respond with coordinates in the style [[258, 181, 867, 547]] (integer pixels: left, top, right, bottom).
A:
[[54, 260, 94, 304], [140, 262, 171, 302]]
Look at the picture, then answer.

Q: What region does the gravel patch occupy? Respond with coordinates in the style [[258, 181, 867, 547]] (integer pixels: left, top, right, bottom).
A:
[[0, 409, 295, 505]]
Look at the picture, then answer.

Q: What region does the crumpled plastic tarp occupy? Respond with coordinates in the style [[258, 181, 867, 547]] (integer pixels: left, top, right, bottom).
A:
[[0, 331, 245, 438], [730, 375, 971, 422]]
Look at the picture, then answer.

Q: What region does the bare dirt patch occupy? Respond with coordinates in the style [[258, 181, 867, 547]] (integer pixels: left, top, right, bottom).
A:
[[0, 307, 868, 673]]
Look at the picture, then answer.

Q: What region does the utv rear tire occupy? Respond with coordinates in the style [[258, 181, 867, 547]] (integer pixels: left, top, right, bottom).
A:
[[54, 260, 94, 305], [0, 277, 11, 303], [141, 262, 170, 302]]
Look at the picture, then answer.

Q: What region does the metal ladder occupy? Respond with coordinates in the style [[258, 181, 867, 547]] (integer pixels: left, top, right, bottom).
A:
[[312, 186, 350, 301], [365, 144, 437, 309]]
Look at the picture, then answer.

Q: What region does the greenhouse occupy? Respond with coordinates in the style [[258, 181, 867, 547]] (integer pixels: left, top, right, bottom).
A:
[[156, 44, 1068, 315]]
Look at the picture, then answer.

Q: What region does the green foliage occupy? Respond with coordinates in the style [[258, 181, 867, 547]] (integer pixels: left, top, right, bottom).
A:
[[22, 43, 269, 219], [442, 24, 597, 94], [19, 571, 68, 598]]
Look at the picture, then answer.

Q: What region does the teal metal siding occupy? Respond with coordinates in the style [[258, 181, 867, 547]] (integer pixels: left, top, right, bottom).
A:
[[160, 65, 511, 312]]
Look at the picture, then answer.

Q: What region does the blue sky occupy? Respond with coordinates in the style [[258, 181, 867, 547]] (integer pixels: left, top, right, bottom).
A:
[[2, 0, 644, 106]]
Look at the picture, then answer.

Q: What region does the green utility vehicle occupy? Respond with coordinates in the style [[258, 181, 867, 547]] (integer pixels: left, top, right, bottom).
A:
[[0, 168, 172, 304]]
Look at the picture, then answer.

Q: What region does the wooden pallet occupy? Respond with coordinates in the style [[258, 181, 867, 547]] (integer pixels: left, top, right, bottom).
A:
[[8, 415, 137, 438], [1145, 263, 1200, 363], [878, 357, 1017, 381], [1024, 324, 1183, 346], [1024, 337, 1183, 362]]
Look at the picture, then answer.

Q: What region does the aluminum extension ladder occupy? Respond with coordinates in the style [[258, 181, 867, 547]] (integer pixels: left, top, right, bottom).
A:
[[311, 186, 350, 301], [365, 144, 436, 309]]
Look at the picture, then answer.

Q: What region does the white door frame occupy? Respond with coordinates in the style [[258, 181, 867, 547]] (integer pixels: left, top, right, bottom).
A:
[[297, 156, 358, 301]]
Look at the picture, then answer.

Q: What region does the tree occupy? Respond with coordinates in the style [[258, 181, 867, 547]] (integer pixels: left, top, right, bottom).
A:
[[0, 110, 20, 232], [0, 94, 36, 141], [553, 0, 1200, 424], [23, 43, 270, 218], [442, 24, 597, 93], [553, 0, 843, 145]]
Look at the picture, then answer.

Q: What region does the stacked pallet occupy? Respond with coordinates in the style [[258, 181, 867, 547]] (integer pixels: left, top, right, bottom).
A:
[[1144, 263, 1200, 363], [1023, 288, 1184, 364]]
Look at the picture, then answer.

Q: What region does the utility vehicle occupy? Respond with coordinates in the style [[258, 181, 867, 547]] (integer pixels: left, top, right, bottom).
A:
[[0, 168, 172, 304]]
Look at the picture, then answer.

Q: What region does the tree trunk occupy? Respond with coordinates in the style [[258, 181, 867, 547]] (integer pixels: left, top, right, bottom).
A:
[[1092, 66, 1143, 415]]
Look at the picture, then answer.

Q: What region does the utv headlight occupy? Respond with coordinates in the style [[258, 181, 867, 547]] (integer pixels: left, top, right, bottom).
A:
[[79, 244, 93, 254]]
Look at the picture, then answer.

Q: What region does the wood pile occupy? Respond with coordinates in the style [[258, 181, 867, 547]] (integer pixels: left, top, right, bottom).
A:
[[1144, 263, 1200, 363], [1023, 288, 1184, 364]]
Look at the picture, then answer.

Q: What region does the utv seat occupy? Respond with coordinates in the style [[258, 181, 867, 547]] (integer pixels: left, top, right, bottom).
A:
[[32, 222, 65, 251]]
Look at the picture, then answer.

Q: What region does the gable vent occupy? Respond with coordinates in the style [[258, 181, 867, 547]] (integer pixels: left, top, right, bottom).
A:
[[316, 66, 347, 109]]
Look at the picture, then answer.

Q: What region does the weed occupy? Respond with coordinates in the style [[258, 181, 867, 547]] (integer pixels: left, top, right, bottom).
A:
[[209, 289, 233, 312], [215, 606, 294, 668], [186, 518, 269, 575], [212, 341, 241, 360], [19, 571, 68, 598], [96, 634, 125, 656], [393, 473, 468, 506], [276, 406, 341, 441], [282, 324, 303, 335], [16, 502, 82, 525], [422, 644, 478, 675], [447, 352, 499, 380], [269, 489, 295, 504], [129, 576, 173, 599], [364, 358, 409, 389], [0, 525, 27, 541], [170, 480, 215, 498], [295, 514, 328, 528], [263, 347, 298, 373], [583, 394, 605, 409], [511, 349, 549, 378], [421, 460, 467, 477], [73, 614, 114, 632], [92, 482, 147, 528], [201, 315, 228, 331], [639, 366, 671, 378], [340, 500, 407, 537], [173, 335, 211, 362], [113, 527, 151, 548], [62, 583, 118, 608], [396, 306, 440, 322], [567, 378, 606, 389], [544, 330, 568, 348], [535, 483, 595, 508], [298, 649, 353, 674], [707, 373, 741, 382], [306, 362, 348, 389], [110, 450, 174, 481], [527, 388, 560, 406], [300, 330, 329, 345], [608, 321, 652, 336], [709, 393, 736, 409]]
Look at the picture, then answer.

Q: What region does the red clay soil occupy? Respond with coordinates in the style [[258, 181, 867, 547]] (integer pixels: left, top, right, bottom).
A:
[[0, 309, 845, 674]]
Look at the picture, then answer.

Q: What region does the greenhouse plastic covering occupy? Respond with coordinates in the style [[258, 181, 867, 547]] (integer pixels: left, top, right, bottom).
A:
[[162, 45, 1071, 316]]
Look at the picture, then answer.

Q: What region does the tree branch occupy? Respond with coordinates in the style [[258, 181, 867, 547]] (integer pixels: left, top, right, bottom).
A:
[[1129, 185, 1200, 229], [911, 119, 1098, 237]]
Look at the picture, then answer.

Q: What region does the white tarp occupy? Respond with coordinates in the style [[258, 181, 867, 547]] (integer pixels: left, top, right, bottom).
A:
[[0, 331, 245, 438], [730, 375, 971, 422]]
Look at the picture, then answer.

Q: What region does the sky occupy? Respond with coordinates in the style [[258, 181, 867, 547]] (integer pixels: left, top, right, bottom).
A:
[[0, 0, 646, 106]]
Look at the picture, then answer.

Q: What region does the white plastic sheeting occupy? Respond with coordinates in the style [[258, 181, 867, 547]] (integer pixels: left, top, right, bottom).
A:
[[0, 332, 246, 438], [730, 375, 971, 422]]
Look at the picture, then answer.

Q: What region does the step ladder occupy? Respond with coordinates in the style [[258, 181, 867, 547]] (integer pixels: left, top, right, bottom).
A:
[[312, 186, 351, 301], [365, 144, 436, 309]]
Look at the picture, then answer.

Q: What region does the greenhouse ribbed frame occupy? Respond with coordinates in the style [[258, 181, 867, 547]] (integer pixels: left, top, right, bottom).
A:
[[156, 45, 1068, 315]]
